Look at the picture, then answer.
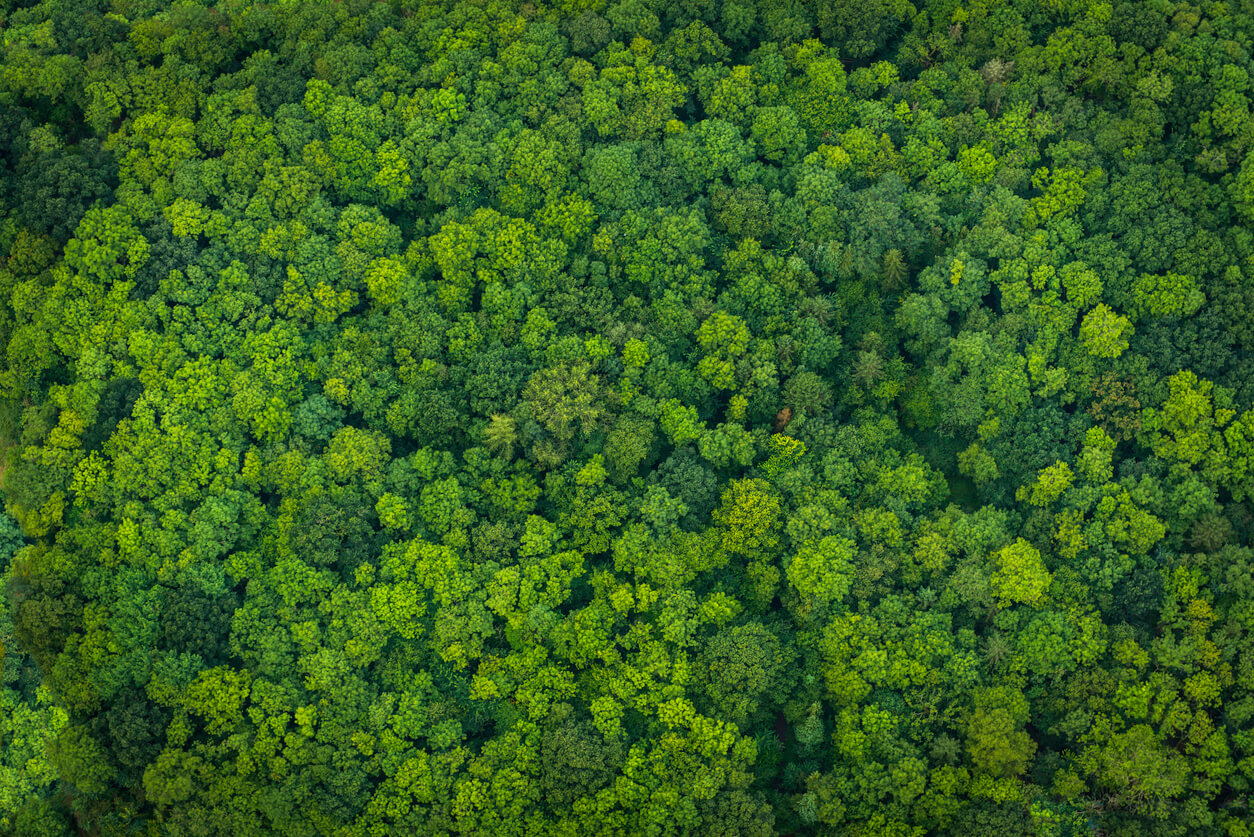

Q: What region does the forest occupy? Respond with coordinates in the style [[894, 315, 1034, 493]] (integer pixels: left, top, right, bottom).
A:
[[1, 0, 1253, 833]]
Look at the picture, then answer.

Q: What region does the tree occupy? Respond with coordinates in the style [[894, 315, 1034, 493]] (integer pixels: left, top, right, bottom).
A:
[[750, 106, 806, 164], [1080, 304, 1133, 358], [713, 479, 782, 558], [1080, 721, 1189, 818], [692, 621, 792, 727], [697, 311, 751, 391], [787, 535, 855, 612], [325, 426, 391, 485], [483, 414, 518, 460], [815, 0, 915, 60], [964, 686, 1037, 778], [1130, 272, 1205, 320], [46, 724, 113, 797], [61, 205, 150, 286], [567, 12, 612, 57], [603, 415, 656, 483], [582, 143, 649, 212], [581, 46, 687, 140], [989, 539, 1052, 608], [160, 584, 237, 665], [522, 362, 605, 444], [538, 705, 624, 809], [782, 370, 833, 416], [15, 141, 117, 243]]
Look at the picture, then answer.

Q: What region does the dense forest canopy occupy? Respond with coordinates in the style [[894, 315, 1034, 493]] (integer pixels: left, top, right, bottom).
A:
[[1, 0, 1253, 833]]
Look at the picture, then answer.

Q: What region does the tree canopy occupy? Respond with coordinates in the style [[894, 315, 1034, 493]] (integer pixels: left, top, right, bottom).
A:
[[1, 0, 1254, 834]]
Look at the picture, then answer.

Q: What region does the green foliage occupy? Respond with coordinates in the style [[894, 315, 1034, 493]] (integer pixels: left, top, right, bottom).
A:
[[692, 622, 792, 726], [1080, 303, 1133, 358], [1, 1, 1253, 834], [787, 535, 854, 611], [713, 478, 781, 558], [964, 686, 1037, 778], [989, 538, 1052, 608]]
